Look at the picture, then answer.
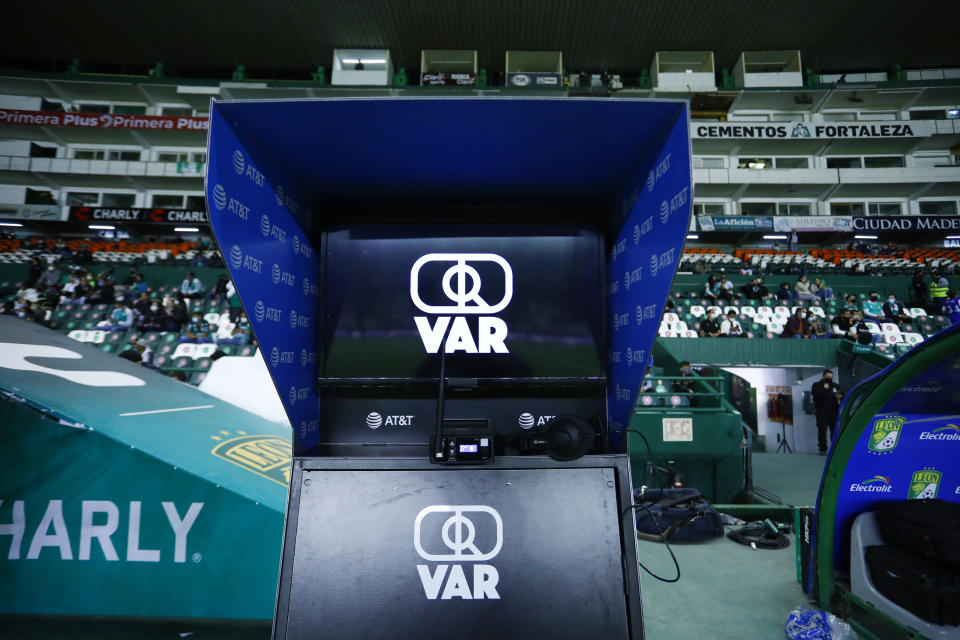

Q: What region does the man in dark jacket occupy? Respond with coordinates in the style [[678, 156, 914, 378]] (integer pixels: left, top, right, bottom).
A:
[[811, 369, 843, 454]]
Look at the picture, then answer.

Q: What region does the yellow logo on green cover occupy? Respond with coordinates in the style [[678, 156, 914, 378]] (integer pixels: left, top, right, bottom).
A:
[[908, 469, 942, 500], [868, 416, 904, 454], [211, 434, 290, 486]]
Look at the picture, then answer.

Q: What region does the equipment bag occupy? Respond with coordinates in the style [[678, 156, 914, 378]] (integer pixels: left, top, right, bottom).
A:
[[866, 545, 960, 626], [877, 499, 960, 568], [632, 488, 724, 543]]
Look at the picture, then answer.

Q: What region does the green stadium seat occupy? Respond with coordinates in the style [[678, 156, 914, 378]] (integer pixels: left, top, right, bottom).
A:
[[171, 357, 192, 369], [93, 303, 109, 313], [79, 303, 92, 313], [218, 345, 236, 356], [105, 331, 127, 344], [195, 357, 212, 371], [152, 354, 169, 367], [100, 344, 115, 353], [155, 343, 175, 356], [190, 371, 208, 385], [237, 345, 257, 357], [158, 332, 178, 344], [141, 332, 161, 345], [55, 309, 69, 320]]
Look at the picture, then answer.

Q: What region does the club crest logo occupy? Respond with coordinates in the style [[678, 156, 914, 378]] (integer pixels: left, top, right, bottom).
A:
[[868, 416, 904, 454], [908, 468, 942, 500]]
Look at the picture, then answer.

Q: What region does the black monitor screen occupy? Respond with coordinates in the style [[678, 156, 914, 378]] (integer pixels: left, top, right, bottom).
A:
[[323, 225, 606, 380]]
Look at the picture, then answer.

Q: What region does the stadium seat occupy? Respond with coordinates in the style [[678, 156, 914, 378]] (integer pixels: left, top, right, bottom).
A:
[[902, 332, 924, 346], [681, 330, 697, 338], [190, 371, 208, 385], [237, 345, 257, 357], [663, 312, 680, 325], [909, 307, 927, 318], [689, 305, 705, 318], [171, 357, 192, 369], [739, 306, 756, 318], [152, 355, 169, 367]]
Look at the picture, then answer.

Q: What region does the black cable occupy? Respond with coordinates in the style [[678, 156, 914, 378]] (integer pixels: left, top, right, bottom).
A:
[[587, 428, 663, 488], [726, 520, 790, 550], [620, 503, 681, 583]]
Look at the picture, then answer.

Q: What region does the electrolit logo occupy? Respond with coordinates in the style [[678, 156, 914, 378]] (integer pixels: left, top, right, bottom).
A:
[[212, 184, 227, 211], [919, 424, 960, 441], [848, 476, 893, 493]]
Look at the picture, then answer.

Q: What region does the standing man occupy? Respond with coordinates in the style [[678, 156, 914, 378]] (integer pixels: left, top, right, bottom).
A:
[[928, 273, 949, 315], [944, 290, 960, 326], [811, 370, 843, 455]]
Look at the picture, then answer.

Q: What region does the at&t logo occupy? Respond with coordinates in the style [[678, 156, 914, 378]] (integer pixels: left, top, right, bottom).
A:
[[518, 413, 555, 429], [365, 412, 414, 429], [288, 310, 310, 329], [253, 300, 281, 324], [269, 346, 294, 367], [261, 214, 287, 243], [232, 150, 245, 175], [287, 386, 309, 406], [649, 254, 659, 277], [647, 153, 671, 191], [414, 505, 502, 600], [272, 264, 294, 287], [212, 184, 227, 211], [229, 245, 243, 269], [260, 214, 271, 237], [659, 200, 670, 224], [300, 349, 316, 367], [291, 234, 312, 258], [411, 254, 511, 354]]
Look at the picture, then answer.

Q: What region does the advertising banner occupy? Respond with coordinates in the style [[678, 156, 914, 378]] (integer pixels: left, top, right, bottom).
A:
[[698, 215, 773, 232], [773, 216, 853, 232], [851, 215, 960, 232], [692, 121, 934, 140], [206, 106, 322, 451], [506, 72, 561, 87], [68, 206, 208, 225], [0, 203, 61, 221], [0, 108, 208, 132], [0, 318, 288, 619], [607, 111, 693, 434], [420, 72, 476, 86]]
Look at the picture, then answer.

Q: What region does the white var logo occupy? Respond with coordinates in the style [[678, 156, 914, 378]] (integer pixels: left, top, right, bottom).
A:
[[0, 500, 202, 563], [414, 505, 502, 600], [410, 254, 512, 354]]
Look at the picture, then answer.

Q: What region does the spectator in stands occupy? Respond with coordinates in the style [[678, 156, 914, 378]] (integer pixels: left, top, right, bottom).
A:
[[703, 274, 719, 303], [87, 277, 115, 304], [741, 278, 761, 300], [811, 277, 834, 300], [23, 257, 43, 289], [842, 293, 859, 312], [853, 311, 874, 345], [809, 317, 830, 339], [928, 273, 949, 314], [776, 282, 794, 302], [97, 298, 135, 331], [132, 291, 152, 318], [789, 231, 799, 252], [36, 263, 61, 289], [794, 275, 817, 302], [698, 309, 721, 338], [672, 361, 695, 393], [180, 272, 204, 298], [831, 309, 856, 341], [179, 311, 213, 344], [882, 294, 909, 325], [217, 313, 252, 345], [717, 273, 734, 301], [910, 270, 928, 307], [693, 260, 708, 274], [944, 290, 960, 326], [122, 267, 139, 286], [137, 299, 166, 332], [811, 369, 843, 455], [161, 299, 185, 332], [861, 291, 884, 322], [126, 274, 148, 300], [720, 310, 744, 337], [208, 274, 229, 301], [782, 308, 812, 339]]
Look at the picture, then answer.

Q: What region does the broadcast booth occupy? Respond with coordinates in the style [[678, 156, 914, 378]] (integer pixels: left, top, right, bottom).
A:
[[205, 97, 692, 640]]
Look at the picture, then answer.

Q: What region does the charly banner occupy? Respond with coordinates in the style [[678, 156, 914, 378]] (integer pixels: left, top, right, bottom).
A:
[[206, 103, 322, 450], [831, 346, 960, 569], [607, 110, 693, 435]]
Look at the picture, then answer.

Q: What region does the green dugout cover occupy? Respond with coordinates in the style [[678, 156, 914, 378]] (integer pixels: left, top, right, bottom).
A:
[[0, 316, 289, 619]]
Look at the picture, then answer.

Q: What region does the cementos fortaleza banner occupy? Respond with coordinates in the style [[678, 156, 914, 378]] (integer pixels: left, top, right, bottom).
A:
[[0, 108, 208, 131], [693, 121, 935, 139]]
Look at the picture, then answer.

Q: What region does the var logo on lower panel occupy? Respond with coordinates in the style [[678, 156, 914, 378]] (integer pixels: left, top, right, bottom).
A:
[[414, 505, 502, 600]]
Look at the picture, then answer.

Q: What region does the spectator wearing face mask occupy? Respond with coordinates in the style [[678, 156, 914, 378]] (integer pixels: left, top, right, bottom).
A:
[[776, 282, 794, 302], [842, 294, 859, 312], [137, 299, 166, 332], [809, 317, 830, 339], [811, 277, 834, 301], [861, 291, 883, 322], [699, 309, 721, 337], [36, 263, 61, 289], [132, 291, 152, 317], [811, 369, 844, 455], [180, 312, 213, 344], [216, 313, 252, 345], [720, 310, 744, 337], [97, 298, 135, 331], [672, 361, 695, 394], [882, 294, 909, 325], [782, 308, 811, 339]]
